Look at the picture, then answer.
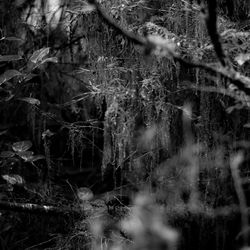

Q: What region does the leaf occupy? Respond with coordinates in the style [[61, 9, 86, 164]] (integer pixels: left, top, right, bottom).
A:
[[2, 174, 25, 185], [42, 129, 55, 139], [0, 70, 22, 85], [18, 97, 40, 106], [226, 106, 235, 114], [244, 123, 250, 128], [39, 57, 58, 65], [226, 103, 243, 113], [30, 47, 50, 64], [17, 151, 34, 161], [29, 154, 45, 162], [23, 73, 37, 82], [0, 151, 15, 158], [17, 151, 34, 157], [0, 55, 22, 62], [235, 53, 250, 66], [12, 140, 32, 152]]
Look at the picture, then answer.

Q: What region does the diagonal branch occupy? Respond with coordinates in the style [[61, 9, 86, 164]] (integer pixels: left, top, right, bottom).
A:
[[87, 0, 250, 101], [87, 0, 148, 47], [204, 0, 227, 67]]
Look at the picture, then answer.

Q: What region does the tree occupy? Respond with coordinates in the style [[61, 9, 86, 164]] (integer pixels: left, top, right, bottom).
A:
[[1, 0, 250, 249]]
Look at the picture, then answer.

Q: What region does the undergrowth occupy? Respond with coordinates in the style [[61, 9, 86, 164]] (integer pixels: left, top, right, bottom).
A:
[[1, 0, 250, 249]]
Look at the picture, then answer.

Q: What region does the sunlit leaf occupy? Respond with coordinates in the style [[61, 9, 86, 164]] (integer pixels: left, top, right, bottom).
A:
[[235, 53, 250, 66], [0, 55, 22, 62], [12, 140, 32, 152], [226, 103, 243, 113], [2, 174, 25, 185], [0, 151, 15, 158], [0, 70, 22, 85], [18, 97, 40, 106], [226, 106, 234, 113], [81, 2, 95, 13], [17, 151, 34, 161], [244, 123, 250, 128], [17, 152, 45, 162], [42, 129, 55, 139], [23, 73, 37, 82], [28, 154, 45, 162], [39, 57, 58, 64], [30, 47, 50, 64], [17, 151, 34, 157]]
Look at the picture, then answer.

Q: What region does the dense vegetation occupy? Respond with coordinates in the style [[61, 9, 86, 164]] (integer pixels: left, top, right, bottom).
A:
[[0, 0, 250, 249]]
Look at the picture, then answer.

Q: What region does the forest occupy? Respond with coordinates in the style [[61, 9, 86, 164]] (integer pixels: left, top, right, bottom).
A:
[[0, 0, 250, 249]]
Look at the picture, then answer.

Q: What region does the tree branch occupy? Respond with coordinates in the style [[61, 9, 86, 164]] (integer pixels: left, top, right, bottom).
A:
[[204, 0, 227, 67], [0, 201, 82, 218], [87, 0, 149, 46], [87, 0, 250, 104]]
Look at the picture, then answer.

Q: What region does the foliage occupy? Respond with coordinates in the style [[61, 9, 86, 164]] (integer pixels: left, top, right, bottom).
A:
[[0, 0, 250, 249]]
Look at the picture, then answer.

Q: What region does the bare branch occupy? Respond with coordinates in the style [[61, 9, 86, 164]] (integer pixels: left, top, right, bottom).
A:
[[204, 0, 227, 66]]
